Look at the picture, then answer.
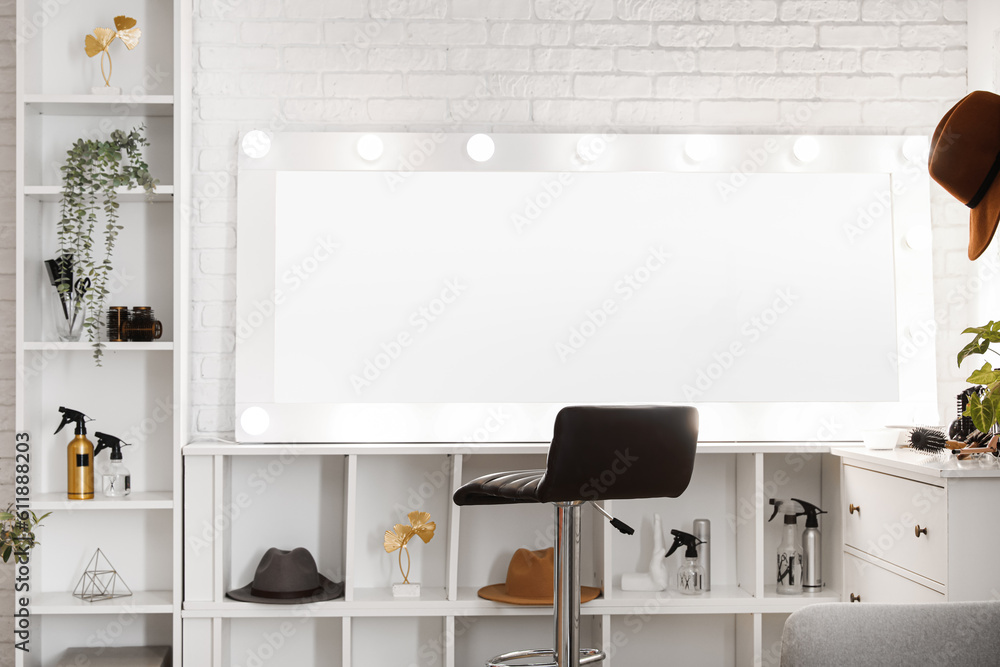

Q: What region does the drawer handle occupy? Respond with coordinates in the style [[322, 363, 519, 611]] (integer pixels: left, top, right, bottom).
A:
[[915, 525, 928, 538], [849, 504, 861, 515], [850, 593, 861, 603]]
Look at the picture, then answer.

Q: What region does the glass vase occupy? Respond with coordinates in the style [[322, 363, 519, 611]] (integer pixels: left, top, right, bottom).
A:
[[51, 289, 87, 342]]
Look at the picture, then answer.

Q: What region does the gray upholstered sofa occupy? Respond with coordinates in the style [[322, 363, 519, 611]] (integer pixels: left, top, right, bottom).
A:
[[780, 602, 1000, 666]]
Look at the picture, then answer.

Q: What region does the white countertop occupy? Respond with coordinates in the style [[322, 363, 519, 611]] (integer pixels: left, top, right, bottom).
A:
[[832, 445, 1000, 478]]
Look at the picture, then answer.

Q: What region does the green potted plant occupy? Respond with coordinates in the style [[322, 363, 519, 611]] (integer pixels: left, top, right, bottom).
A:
[[956, 320, 1000, 433], [0, 505, 51, 563], [56, 125, 157, 363]]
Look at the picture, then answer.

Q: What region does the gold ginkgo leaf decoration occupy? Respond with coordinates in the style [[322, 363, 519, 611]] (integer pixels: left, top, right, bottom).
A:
[[84, 16, 142, 88], [383, 511, 436, 585]]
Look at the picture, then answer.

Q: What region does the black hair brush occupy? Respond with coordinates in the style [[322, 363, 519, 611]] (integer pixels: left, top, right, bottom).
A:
[[909, 427, 947, 452]]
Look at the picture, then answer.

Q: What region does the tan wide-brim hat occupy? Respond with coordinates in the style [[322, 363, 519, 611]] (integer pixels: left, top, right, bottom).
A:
[[929, 90, 1000, 260], [477, 547, 601, 605]]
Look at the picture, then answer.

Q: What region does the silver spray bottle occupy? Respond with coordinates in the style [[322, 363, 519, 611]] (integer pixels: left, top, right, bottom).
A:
[[692, 518, 710, 591], [793, 498, 827, 590]]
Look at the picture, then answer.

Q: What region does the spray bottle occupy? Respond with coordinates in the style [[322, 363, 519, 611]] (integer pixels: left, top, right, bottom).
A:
[[768, 499, 804, 595], [55, 407, 94, 500], [793, 498, 827, 591], [94, 433, 132, 498], [665, 529, 705, 595]]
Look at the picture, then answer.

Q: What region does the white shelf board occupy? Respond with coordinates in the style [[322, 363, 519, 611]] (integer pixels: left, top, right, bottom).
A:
[[23, 341, 174, 352], [24, 94, 174, 116], [182, 441, 551, 456], [758, 586, 841, 611], [31, 590, 173, 615], [182, 599, 351, 619], [182, 585, 812, 619], [182, 441, 843, 457], [31, 491, 174, 511], [24, 185, 174, 203]]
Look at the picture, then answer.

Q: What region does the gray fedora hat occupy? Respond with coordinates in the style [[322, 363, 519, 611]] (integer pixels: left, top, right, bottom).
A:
[[227, 547, 343, 604]]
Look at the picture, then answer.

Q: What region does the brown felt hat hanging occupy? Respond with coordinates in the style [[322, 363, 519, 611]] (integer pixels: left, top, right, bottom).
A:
[[477, 547, 601, 605], [929, 90, 1000, 260]]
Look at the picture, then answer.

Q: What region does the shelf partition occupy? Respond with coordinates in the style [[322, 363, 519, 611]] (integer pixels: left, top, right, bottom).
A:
[[31, 590, 174, 615], [24, 94, 174, 116], [31, 491, 174, 511], [23, 184, 175, 202]]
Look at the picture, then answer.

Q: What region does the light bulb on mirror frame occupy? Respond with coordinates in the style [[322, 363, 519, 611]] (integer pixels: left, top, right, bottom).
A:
[[241, 130, 271, 159], [357, 134, 384, 161], [467, 134, 495, 162]]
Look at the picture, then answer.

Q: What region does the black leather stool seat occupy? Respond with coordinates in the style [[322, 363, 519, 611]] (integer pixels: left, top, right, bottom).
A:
[[455, 406, 699, 506], [454, 470, 547, 505]]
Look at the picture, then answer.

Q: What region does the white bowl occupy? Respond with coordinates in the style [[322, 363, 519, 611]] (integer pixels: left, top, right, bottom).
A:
[[862, 428, 899, 450]]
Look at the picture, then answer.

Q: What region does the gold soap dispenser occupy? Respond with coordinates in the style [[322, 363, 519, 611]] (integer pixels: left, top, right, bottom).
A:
[[55, 406, 94, 500]]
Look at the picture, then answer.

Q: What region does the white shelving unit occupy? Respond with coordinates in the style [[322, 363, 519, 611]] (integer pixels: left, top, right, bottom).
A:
[[182, 442, 844, 666], [14, 0, 190, 664]]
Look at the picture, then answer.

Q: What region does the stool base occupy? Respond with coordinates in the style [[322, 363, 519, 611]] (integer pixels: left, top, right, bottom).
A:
[[486, 647, 606, 667]]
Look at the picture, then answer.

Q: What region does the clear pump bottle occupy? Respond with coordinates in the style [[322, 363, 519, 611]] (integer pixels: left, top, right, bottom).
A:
[[666, 529, 706, 595], [770, 498, 805, 595], [94, 432, 132, 497], [776, 518, 803, 594]]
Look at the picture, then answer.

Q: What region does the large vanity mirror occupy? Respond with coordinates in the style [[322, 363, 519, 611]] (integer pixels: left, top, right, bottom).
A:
[[236, 132, 936, 443]]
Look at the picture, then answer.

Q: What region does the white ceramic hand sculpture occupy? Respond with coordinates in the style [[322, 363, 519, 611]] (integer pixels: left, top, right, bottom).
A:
[[621, 513, 668, 592]]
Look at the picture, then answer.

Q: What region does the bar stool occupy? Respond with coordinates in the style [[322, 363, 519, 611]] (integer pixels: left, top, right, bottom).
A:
[[454, 405, 699, 667]]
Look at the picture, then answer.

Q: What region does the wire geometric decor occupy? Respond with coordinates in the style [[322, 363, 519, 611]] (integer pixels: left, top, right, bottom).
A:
[[73, 548, 132, 602]]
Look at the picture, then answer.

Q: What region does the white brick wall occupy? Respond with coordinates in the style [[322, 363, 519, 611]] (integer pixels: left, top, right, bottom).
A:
[[187, 0, 974, 443]]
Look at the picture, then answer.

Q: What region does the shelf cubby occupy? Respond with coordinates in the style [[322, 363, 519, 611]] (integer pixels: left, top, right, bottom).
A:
[[352, 616, 444, 667], [225, 617, 345, 667], [226, 455, 347, 599], [21, 196, 174, 344], [31, 509, 172, 596], [453, 615, 602, 666], [25, 614, 172, 667], [22, 113, 173, 188], [352, 454, 453, 597], [21, 0, 174, 97], [21, 351, 174, 496]]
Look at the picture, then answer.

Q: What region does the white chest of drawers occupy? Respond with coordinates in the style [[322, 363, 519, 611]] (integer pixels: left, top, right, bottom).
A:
[[833, 447, 1000, 604]]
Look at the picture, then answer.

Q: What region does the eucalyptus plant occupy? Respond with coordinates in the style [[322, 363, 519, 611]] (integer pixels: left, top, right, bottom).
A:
[[956, 320, 1000, 433], [57, 126, 157, 363], [0, 504, 51, 563]]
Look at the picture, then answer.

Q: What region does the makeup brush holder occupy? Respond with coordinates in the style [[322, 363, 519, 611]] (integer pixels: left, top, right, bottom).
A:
[[128, 307, 162, 342]]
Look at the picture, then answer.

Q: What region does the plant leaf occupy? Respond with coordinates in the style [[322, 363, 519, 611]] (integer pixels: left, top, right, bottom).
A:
[[967, 362, 1000, 386], [958, 338, 991, 367], [964, 392, 998, 434]]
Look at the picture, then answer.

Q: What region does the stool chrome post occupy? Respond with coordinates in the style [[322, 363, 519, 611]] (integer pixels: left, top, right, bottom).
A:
[[555, 502, 583, 666]]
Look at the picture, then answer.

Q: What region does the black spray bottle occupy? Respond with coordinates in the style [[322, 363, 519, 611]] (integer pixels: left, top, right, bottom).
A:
[[94, 433, 132, 497], [793, 498, 827, 591], [55, 407, 94, 500], [665, 529, 706, 595]]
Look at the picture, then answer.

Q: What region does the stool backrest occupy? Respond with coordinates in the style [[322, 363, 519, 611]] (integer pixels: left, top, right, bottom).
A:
[[536, 406, 699, 503]]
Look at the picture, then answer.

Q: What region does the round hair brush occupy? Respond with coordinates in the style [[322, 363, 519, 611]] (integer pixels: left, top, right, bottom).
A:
[[909, 427, 947, 452]]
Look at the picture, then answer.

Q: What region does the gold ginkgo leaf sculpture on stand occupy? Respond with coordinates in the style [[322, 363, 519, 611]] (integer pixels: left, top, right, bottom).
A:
[[384, 511, 436, 598], [84, 16, 141, 92]]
